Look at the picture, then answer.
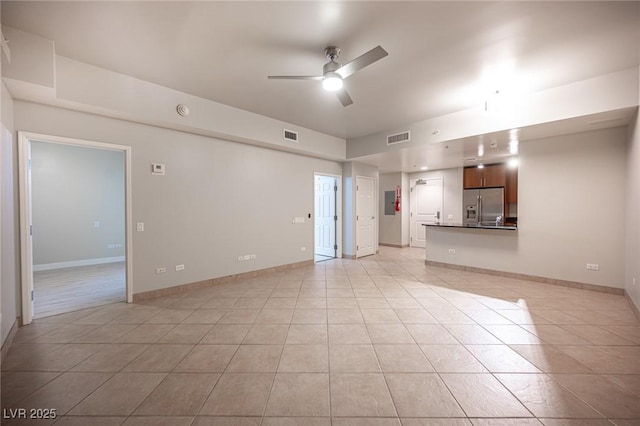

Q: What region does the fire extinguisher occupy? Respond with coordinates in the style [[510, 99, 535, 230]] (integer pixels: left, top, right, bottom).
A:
[[395, 185, 401, 212]]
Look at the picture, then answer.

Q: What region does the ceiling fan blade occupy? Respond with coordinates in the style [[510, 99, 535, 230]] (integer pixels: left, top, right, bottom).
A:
[[336, 88, 353, 107], [267, 75, 324, 80], [336, 45, 388, 79]]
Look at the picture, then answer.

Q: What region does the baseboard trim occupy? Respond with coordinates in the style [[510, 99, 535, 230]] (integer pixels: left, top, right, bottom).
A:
[[34, 256, 125, 272], [342, 254, 356, 259], [379, 243, 410, 248], [625, 291, 640, 321], [425, 260, 625, 296], [1, 318, 19, 363], [133, 260, 314, 302]]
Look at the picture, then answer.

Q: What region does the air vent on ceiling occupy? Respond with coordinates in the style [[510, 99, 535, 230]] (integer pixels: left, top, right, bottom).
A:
[[387, 131, 410, 145], [284, 129, 298, 142]]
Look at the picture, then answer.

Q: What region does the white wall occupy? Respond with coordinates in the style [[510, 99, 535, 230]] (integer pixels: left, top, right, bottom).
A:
[[1, 81, 17, 346], [14, 101, 343, 295], [31, 142, 125, 267], [426, 127, 627, 289]]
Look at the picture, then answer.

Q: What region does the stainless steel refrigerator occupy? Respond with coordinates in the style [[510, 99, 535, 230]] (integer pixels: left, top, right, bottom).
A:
[[463, 187, 504, 226]]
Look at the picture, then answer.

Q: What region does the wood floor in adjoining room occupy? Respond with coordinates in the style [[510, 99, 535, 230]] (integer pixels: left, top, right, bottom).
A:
[[4, 247, 639, 425], [34, 262, 126, 318]]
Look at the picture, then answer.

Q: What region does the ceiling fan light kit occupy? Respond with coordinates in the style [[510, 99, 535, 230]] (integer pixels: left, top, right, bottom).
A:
[[322, 72, 343, 91], [268, 45, 388, 106]]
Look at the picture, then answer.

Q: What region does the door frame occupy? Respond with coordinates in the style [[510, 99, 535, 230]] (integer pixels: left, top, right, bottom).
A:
[[18, 131, 133, 325], [355, 175, 377, 258], [313, 172, 342, 260]]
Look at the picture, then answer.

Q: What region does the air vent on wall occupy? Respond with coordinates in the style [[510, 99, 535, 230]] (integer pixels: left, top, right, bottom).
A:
[[387, 131, 410, 145], [284, 129, 298, 142]]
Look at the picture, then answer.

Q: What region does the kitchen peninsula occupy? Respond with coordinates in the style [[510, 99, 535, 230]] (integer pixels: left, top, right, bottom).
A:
[[422, 221, 522, 279]]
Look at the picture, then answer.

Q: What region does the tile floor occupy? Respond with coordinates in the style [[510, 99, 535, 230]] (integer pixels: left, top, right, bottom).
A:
[[2, 247, 640, 425]]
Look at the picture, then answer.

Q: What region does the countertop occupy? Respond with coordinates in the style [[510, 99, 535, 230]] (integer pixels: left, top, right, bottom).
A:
[[423, 223, 518, 231]]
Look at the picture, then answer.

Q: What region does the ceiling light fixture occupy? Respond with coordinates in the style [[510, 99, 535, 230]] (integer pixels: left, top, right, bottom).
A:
[[508, 158, 519, 168], [322, 72, 343, 91], [509, 140, 519, 154], [477, 164, 485, 169], [420, 166, 429, 171]]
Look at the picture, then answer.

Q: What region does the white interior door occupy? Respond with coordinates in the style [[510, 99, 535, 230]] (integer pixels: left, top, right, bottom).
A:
[[356, 176, 376, 257], [315, 175, 336, 258], [410, 177, 443, 248]]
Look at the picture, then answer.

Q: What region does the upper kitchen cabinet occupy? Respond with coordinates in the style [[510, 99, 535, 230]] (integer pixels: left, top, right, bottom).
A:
[[506, 166, 518, 204], [463, 163, 506, 189]]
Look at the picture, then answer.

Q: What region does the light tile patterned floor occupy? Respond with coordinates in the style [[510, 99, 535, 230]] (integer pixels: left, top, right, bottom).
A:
[[2, 247, 640, 425]]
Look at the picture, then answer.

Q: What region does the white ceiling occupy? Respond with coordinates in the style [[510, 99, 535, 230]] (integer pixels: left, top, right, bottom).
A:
[[2, 1, 639, 171]]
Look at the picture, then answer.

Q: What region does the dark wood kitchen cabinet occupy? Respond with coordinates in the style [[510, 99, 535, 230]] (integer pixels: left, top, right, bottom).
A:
[[506, 166, 518, 204], [463, 163, 506, 188]]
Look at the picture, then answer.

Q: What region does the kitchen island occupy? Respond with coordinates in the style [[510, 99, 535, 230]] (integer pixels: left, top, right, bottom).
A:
[[420, 222, 623, 294], [421, 222, 520, 278]]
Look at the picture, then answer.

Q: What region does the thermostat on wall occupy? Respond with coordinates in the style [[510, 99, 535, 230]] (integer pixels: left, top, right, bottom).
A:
[[151, 163, 165, 175]]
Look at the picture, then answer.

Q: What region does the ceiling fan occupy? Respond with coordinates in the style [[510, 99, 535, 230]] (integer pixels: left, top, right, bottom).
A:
[[267, 45, 388, 107]]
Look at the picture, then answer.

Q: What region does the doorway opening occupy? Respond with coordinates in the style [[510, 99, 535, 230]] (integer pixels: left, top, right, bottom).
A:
[[19, 132, 133, 324], [314, 173, 342, 263], [409, 177, 443, 248]]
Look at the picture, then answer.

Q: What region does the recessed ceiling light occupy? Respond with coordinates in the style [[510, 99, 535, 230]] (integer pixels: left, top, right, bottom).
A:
[[508, 158, 519, 168], [509, 140, 519, 154], [477, 164, 485, 169], [420, 166, 428, 171]]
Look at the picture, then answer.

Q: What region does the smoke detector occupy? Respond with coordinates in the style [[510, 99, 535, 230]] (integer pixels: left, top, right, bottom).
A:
[[176, 104, 190, 117]]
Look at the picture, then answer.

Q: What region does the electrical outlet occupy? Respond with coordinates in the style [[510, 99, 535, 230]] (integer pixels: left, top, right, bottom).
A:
[[155, 267, 166, 274], [447, 214, 454, 220], [586, 263, 599, 271], [301, 247, 306, 252], [448, 248, 456, 254], [175, 264, 185, 271]]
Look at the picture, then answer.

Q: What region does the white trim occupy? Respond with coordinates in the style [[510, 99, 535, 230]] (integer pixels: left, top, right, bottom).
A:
[[18, 134, 33, 325], [18, 131, 133, 324], [34, 256, 126, 272]]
